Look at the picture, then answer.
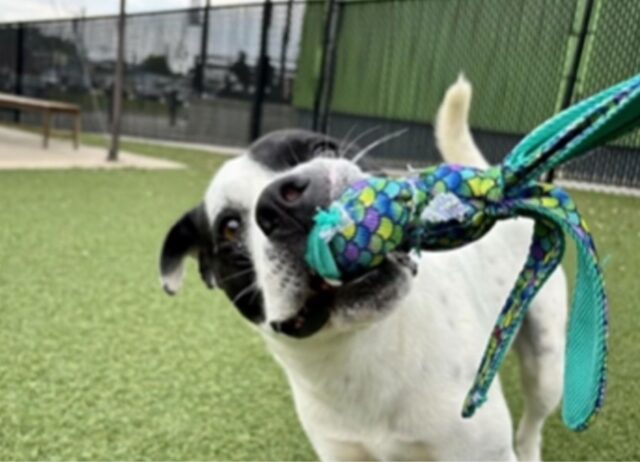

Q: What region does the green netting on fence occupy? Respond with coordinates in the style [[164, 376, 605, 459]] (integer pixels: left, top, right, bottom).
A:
[[292, 2, 326, 110], [573, 0, 640, 148], [295, 0, 580, 135]]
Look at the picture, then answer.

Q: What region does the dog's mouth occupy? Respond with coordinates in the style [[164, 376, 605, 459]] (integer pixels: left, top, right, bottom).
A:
[[269, 254, 415, 338], [269, 275, 335, 338]]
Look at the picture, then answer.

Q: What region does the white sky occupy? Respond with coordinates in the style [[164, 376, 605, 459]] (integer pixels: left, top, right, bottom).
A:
[[0, 0, 303, 74], [0, 0, 262, 22]]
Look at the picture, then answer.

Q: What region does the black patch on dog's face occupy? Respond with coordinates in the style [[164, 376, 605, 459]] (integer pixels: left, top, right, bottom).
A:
[[209, 207, 264, 323], [159, 204, 264, 323], [250, 129, 342, 171], [249, 128, 384, 175]]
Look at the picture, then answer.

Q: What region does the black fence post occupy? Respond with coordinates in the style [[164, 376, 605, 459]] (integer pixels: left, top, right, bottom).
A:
[[195, 0, 211, 96], [312, 0, 338, 133], [547, 0, 595, 183], [249, 0, 273, 142], [13, 22, 25, 123], [108, 0, 126, 162], [318, 1, 342, 134], [278, 0, 294, 97]]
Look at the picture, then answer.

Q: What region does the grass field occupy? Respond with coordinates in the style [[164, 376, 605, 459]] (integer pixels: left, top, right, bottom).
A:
[[0, 140, 639, 460]]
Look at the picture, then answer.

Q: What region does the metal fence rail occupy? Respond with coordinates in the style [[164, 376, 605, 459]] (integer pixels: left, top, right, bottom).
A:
[[0, 0, 639, 187], [0, 1, 312, 147]]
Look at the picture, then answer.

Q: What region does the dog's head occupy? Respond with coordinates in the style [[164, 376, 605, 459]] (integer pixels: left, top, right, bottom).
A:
[[159, 129, 413, 339]]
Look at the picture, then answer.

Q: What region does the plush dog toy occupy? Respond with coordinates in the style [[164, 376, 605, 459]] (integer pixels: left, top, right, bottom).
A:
[[305, 74, 640, 431]]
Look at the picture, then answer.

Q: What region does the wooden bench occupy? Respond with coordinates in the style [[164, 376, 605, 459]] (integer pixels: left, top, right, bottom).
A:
[[0, 93, 82, 149]]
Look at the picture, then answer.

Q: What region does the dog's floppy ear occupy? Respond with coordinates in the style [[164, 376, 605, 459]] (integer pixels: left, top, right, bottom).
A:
[[159, 203, 216, 295]]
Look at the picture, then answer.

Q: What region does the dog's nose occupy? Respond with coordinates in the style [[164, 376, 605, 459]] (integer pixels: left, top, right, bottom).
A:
[[256, 174, 324, 240]]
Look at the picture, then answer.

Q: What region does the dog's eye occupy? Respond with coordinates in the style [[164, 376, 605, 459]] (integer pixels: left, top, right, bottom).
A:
[[312, 142, 337, 158], [220, 217, 241, 241]]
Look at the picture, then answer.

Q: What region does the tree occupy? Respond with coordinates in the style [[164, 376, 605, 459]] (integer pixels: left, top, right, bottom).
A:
[[139, 54, 172, 75]]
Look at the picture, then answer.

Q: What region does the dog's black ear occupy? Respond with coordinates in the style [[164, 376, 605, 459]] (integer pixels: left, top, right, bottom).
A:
[[159, 204, 215, 295]]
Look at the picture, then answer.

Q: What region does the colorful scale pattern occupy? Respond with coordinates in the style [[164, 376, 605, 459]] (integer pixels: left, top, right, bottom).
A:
[[413, 164, 504, 250], [462, 218, 565, 416], [328, 165, 506, 275], [328, 177, 417, 275], [305, 74, 640, 431]]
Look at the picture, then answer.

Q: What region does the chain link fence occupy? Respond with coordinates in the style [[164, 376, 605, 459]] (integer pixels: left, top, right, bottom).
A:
[[0, 0, 639, 187], [304, 0, 640, 188], [0, 1, 312, 147]]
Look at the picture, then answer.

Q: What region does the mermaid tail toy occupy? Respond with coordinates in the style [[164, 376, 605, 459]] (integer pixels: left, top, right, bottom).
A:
[[305, 73, 640, 431]]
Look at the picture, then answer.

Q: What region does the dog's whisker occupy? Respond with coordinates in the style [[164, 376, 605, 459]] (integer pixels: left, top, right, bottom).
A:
[[248, 286, 261, 305], [232, 282, 258, 304], [342, 125, 382, 159], [339, 124, 359, 157], [218, 267, 254, 284], [352, 128, 409, 165]]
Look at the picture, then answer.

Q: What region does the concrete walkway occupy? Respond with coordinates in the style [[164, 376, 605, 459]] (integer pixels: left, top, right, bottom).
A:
[[120, 134, 246, 157], [0, 126, 184, 170]]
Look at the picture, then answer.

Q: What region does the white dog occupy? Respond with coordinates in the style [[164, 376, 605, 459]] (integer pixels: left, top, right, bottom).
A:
[[159, 77, 567, 461]]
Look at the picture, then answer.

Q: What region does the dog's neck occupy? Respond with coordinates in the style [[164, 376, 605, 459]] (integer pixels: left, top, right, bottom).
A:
[[261, 311, 404, 400]]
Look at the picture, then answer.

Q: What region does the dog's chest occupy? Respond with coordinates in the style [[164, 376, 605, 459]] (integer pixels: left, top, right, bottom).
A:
[[276, 330, 454, 448], [288, 361, 442, 459]]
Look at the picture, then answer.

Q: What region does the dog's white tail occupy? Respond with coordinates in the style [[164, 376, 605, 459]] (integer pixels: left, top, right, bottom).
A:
[[435, 75, 488, 169]]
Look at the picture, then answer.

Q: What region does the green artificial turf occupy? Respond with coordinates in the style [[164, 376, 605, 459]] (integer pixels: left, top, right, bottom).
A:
[[0, 140, 639, 460]]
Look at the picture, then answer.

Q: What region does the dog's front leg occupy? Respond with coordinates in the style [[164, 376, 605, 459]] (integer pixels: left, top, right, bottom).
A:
[[308, 434, 376, 462]]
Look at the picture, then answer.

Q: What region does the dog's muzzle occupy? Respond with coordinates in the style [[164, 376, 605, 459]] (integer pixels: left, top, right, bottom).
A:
[[255, 172, 329, 242], [255, 173, 337, 338], [269, 286, 333, 338]]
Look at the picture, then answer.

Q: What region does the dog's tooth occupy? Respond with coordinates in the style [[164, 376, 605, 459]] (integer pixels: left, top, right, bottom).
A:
[[323, 278, 343, 288]]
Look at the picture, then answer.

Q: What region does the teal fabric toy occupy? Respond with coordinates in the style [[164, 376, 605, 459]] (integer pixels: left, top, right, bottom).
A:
[[305, 74, 640, 431]]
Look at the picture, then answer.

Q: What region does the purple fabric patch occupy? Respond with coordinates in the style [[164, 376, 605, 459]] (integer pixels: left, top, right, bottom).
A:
[[363, 208, 380, 233], [345, 243, 360, 261], [350, 180, 369, 192]]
